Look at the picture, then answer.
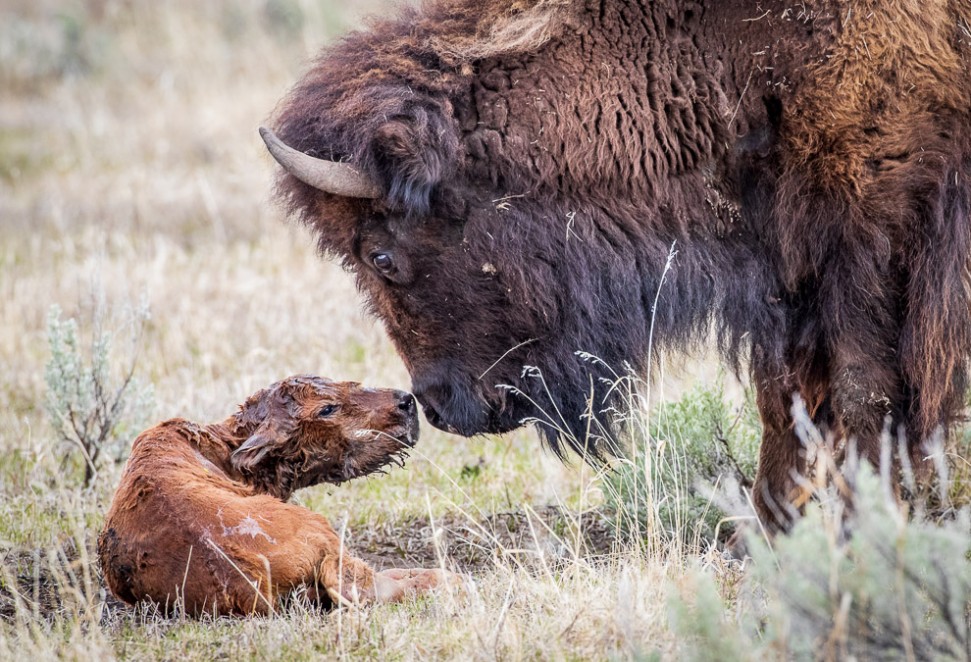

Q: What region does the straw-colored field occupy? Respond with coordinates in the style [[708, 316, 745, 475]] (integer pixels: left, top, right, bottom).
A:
[[2, 2, 968, 660]]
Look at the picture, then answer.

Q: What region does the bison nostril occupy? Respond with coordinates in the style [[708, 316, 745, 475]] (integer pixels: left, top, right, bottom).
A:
[[398, 392, 416, 414]]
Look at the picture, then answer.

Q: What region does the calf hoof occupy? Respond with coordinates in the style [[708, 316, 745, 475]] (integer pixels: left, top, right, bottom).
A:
[[374, 568, 469, 602]]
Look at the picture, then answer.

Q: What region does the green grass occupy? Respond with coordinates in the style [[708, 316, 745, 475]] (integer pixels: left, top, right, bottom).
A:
[[604, 379, 761, 545]]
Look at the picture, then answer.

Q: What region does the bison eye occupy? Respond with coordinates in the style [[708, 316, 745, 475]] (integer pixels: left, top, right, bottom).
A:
[[317, 404, 338, 418], [371, 252, 394, 273]]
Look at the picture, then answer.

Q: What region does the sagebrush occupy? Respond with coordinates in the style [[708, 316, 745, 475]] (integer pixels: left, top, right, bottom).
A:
[[44, 295, 154, 487]]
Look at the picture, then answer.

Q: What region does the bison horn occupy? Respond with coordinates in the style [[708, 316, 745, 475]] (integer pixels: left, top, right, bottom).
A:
[[259, 126, 381, 199]]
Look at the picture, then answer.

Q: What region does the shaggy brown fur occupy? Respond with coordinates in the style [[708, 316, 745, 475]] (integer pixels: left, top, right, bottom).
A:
[[267, 1, 971, 531], [98, 376, 459, 616]]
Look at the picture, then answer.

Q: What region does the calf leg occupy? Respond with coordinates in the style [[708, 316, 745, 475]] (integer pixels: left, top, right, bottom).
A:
[[374, 568, 466, 602], [264, 510, 460, 607], [196, 498, 460, 612], [316, 551, 464, 606], [182, 498, 378, 613], [317, 547, 378, 605]]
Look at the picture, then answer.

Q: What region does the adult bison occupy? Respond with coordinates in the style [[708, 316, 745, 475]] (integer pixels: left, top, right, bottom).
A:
[[262, 0, 971, 530]]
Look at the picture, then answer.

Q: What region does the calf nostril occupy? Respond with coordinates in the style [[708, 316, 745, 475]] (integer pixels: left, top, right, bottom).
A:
[[398, 393, 416, 414]]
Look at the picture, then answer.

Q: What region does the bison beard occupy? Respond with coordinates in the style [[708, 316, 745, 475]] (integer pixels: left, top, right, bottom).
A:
[[265, 0, 971, 531]]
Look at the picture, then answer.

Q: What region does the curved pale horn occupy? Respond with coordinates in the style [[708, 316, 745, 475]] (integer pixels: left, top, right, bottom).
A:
[[259, 126, 381, 199]]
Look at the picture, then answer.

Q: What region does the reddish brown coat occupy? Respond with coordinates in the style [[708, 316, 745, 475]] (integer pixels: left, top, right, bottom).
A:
[[99, 376, 455, 616]]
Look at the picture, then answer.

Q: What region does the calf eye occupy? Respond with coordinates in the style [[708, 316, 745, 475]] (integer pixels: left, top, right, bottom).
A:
[[317, 404, 338, 418], [371, 252, 394, 273]]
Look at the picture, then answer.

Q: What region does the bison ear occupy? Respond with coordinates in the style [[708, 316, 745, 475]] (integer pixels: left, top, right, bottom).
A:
[[367, 102, 460, 215]]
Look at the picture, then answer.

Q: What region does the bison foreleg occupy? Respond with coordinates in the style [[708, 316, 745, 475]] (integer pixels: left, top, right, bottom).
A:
[[750, 348, 833, 533]]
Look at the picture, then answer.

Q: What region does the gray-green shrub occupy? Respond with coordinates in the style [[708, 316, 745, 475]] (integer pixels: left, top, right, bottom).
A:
[[604, 381, 761, 545], [44, 298, 153, 487], [670, 464, 970, 661]]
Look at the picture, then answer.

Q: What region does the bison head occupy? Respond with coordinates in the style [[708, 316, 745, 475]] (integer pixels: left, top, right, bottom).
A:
[[263, 116, 670, 460], [260, 8, 740, 459]]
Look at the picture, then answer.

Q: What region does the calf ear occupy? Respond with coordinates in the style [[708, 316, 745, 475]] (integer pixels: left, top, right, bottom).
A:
[[231, 425, 283, 473]]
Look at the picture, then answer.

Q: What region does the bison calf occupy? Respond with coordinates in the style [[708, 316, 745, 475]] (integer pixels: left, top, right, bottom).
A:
[[99, 375, 458, 616]]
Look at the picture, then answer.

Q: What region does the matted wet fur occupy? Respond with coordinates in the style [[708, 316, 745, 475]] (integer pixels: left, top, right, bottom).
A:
[[98, 375, 460, 616], [267, 0, 971, 531]]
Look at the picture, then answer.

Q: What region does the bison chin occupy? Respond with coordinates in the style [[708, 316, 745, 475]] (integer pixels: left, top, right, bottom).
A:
[[419, 397, 523, 438], [411, 356, 623, 461], [411, 367, 523, 438]]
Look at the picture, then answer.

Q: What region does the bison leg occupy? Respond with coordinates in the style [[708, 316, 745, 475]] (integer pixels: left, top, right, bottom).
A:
[[898, 164, 971, 473], [749, 350, 832, 533], [751, 386, 806, 532], [822, 253, 908, 478], [828, 349, 901, 473]]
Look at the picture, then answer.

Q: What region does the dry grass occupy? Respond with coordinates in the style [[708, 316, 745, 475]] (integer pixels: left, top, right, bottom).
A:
[[2, 2, 968, 660]]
